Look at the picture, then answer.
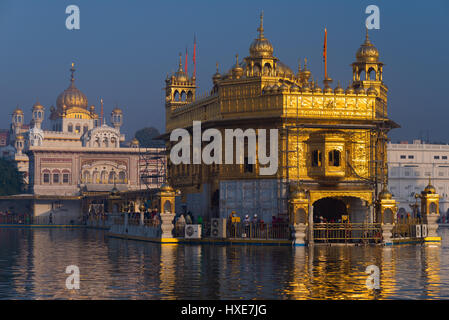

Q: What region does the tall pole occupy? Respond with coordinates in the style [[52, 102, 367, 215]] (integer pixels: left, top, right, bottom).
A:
[[100, 98, 104, 126]]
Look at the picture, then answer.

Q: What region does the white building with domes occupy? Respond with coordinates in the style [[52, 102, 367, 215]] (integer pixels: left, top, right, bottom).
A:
[[0, 63, 165, 223]]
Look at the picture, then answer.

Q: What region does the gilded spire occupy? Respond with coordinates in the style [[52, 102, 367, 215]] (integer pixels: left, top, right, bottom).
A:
[[235, 53, 239, 67], [70, 62, 75, 83], [365, 26, 371, 44], [216, 61, 219, 73], [257, 11, 264, 39]]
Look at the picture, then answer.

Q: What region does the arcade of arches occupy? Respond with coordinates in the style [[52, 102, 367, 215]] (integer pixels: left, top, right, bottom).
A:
[[312, 196, 372, 224]]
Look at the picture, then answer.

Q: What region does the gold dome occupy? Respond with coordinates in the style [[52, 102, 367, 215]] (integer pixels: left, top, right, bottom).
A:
[[16, 134, 24, 141], [279, 83, 289, 92], [276, 61, 294, 77], [356, 30, 379, 63], [57, 63, 88, 110], [131, 138, 139, 146], [212, 62, 222, 84], [232, 54, 244, 79], [249, 12, 274, 58], [290, 84, 300, 92], [32, 101, 44, 111], [172, 54, 189, 82], [345, 85, 355, 94], [112, 107, 123, 114], [13, 107, 23, 115], [424, 178, 436, 194], [379, 186, 393, 200], [334, 81, 344, 94], [160, 183, 174, 192], [367, 86, 377, 96]]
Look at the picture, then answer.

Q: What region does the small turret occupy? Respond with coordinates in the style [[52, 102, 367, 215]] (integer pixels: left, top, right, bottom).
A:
[[111, 107, 123, 131]]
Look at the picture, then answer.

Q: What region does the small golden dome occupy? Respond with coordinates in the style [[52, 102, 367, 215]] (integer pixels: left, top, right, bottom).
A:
[[356, 87, 366, 94], [212, 63, 222, 84], [345, 86, 355, 94], [424, 178, 436, 194], [276, 61, 294, 78], [263, 85, 272, 93], [89, 105, 95, 112], [379, 186, 393, 200], [313, 84, 322, 93], [356, 29, 379, 63], [290, 84, 300, 92], [160, 183, 174, 192], [249, 12, 274, 58], [334, 82, 344, 94], [302, 84, 312, 93], [324, 86, 333, 94], [16, 134, 24, 141], [232, 54, 244, 79], [271, 84, 280, 92], [32, 101, 44, 111], [112, 107, 123, 114], [367, 86, 377, 96], [172, 54, 189, 82], [279, 83, 289, 92], [131, 138, 139, 146], [13, 107, 23, 115]]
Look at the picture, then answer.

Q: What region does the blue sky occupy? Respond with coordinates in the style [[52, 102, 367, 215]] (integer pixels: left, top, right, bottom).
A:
[[0, 0, 448, 142]]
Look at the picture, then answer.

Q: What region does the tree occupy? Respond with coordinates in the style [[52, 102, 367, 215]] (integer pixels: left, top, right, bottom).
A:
[[0, 159, 24, 195], [134, 127, 165, 148]]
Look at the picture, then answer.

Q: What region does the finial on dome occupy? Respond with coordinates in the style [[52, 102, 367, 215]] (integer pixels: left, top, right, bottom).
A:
[[257, 11, 264, 39], [235, 54, 239, 67], [216, 61, 219, 73], [70, 62, 75, 83], [365, 26, 370, 44]]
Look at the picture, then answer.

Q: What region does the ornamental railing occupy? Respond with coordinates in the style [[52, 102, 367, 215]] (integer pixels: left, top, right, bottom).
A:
[[313, 223, 382, 243]]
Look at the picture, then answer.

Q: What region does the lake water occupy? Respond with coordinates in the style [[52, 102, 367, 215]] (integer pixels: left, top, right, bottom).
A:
[[1, 227, 449, 300]]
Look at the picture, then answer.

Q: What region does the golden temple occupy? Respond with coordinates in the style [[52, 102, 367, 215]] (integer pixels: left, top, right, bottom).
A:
[[162, 12, 423, 238]]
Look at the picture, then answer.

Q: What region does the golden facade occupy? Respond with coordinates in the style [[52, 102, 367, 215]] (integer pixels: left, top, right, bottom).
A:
[[164, 13, 398, 223]]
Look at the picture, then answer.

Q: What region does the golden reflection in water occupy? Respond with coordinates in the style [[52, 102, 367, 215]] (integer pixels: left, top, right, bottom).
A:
[[422, 244, 441, 299], [379, 246, 396, 299], [158, 244, 178, 300]]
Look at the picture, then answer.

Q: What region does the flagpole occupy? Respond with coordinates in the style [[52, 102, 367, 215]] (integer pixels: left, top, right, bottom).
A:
[[193, 33, 196, 79], [323, 27, 332, 88], [185, 46, 188, 75]]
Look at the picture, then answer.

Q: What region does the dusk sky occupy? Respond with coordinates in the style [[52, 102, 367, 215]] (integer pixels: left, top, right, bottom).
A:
[[0, 0, 448, 142]]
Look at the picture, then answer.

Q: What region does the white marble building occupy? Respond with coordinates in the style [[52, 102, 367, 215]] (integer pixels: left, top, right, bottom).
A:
[[387, 140, 449, 217]]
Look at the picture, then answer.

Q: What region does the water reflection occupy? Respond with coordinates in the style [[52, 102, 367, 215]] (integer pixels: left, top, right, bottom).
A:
[[1, 228, 449, 299]]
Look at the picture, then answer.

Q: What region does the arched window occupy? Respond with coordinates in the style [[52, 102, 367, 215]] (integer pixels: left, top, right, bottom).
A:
[[100, 171, 107, 184], [187, 91, 193, 101], [359, 70, 366, 81], [328, 150, 341, 167], [52, 170, 60, 184], [92, 171, 99, 184], [75, 125, 81, 133], [368, 68, 377, 81], [311, 150, 322, 167], [263, 63, 272, 76], [383, 208, 393, 224], [253, 64, 261, 76], [83, 125, 88, 134], [42, 169, 51, 184], [83, 171, 90, 184], [174, 90, 180, 101], [108, 171, 116, 184], [62, 170, 71, 184], [118, 171, 126, 183], [181, 91, 186, 101], [68, 124, 73, 132], [103, 138, 109, 148]]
